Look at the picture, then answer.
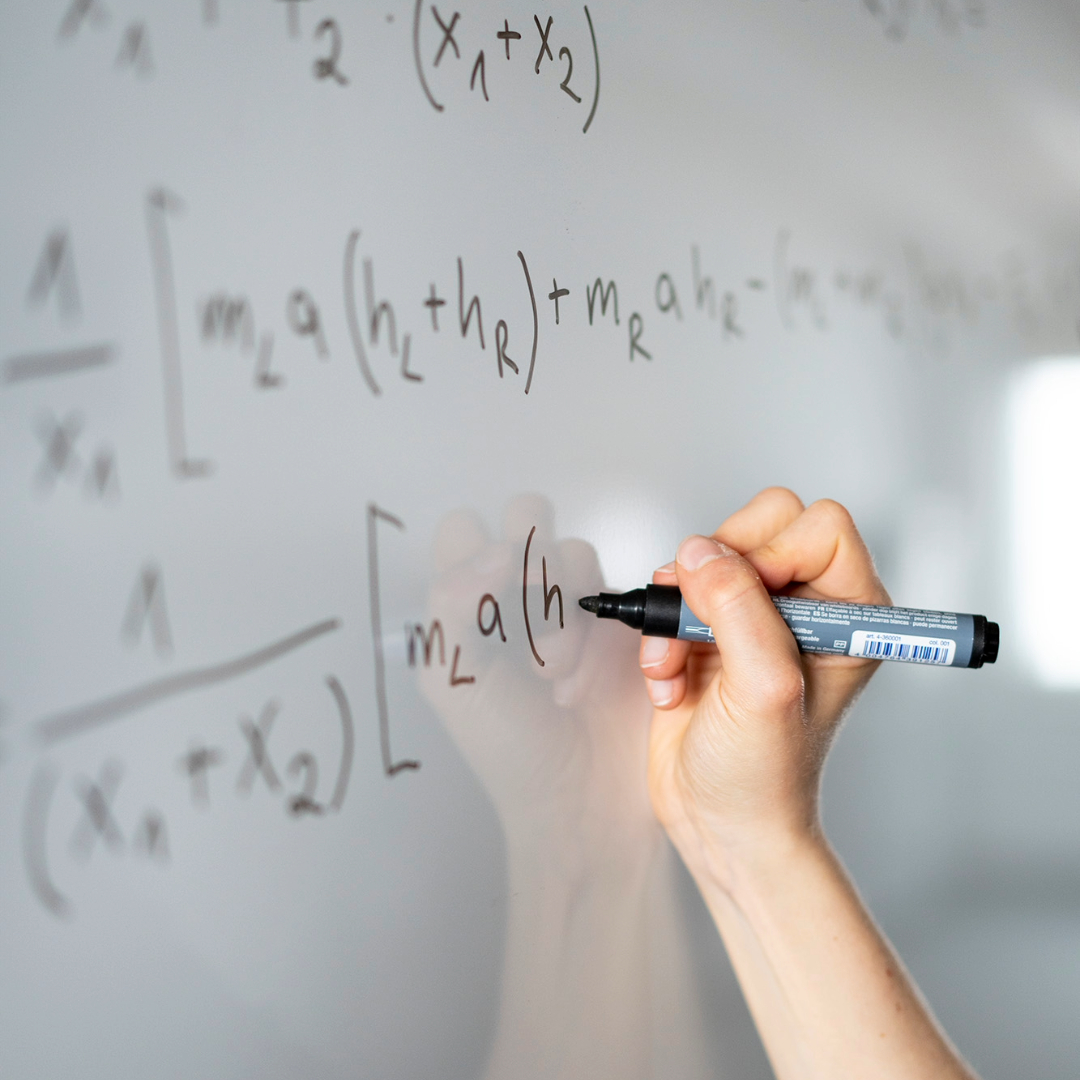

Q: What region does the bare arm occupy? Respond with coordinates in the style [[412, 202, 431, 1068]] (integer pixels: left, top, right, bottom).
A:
[[641, 488, 978, 1080]]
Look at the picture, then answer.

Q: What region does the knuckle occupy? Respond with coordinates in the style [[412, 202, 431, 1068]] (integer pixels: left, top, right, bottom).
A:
[[810, 498, 856, 533], [759, 485, 805, 512], [705, 554, 761, 606]]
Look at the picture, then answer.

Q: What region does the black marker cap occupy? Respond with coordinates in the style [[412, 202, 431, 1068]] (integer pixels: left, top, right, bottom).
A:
[[968, 616, 1000, 668]]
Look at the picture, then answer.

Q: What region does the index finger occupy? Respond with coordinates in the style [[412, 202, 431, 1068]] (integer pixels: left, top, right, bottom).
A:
[[746, 499, 889, 605], [713, 487, 806, 553]]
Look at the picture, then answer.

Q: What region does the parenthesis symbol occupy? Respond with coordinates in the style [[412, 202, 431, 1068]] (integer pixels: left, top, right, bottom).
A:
[[23, 763, 72, 919], [522, 526, 545, 667], [518, 251, 539, 395], [413, 0, 444, 112], [325, 675, 354, 812], [344, 230, 382, 396], [582, 6, 600, 135]]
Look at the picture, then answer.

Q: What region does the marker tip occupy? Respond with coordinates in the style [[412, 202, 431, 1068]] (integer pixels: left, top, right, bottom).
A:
[[578, 595, 600, 614]]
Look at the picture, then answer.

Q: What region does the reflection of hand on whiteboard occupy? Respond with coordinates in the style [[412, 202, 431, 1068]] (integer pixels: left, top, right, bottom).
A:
[[420, 496, 653, 866], [419, 495, 705, 1080]]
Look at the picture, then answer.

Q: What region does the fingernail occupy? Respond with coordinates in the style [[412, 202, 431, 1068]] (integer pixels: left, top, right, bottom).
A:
[[654, 561, 675, 574], [641, 637, 668, 668], [647, 679, 674, 707], [677, 534, 730, 570]]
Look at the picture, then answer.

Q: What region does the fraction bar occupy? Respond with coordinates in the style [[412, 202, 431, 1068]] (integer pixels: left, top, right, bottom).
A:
[[3, 343, 116, 384], [34, 618, 341, 746]]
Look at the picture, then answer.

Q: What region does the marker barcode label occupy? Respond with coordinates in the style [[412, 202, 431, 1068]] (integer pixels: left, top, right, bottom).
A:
[[850, 631, 955, 665]]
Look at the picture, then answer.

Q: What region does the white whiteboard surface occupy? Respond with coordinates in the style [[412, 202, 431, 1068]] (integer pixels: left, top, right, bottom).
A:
[[1, 2, 1079, 1077]]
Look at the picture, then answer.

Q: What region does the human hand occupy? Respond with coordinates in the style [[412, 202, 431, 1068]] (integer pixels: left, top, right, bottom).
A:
[[641, 488, 890, 891]]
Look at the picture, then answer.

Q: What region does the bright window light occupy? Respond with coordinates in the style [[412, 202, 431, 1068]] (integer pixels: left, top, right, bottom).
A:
[[1010, 357, 1080, 688]]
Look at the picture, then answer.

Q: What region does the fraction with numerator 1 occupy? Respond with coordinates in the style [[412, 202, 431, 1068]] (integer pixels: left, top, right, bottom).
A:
[[578, 585, 999, 668]]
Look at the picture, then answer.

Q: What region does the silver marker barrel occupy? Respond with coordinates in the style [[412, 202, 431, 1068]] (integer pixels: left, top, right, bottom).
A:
[[578, 585, 998, 669]]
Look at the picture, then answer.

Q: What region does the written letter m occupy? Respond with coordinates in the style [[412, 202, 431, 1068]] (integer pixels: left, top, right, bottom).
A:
[[586, 278, 619, 326], [201, 294, 254, 350], [406, 620, 446, 667]]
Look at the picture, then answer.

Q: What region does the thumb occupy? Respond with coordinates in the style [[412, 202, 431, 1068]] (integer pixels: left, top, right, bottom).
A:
[[675, 535, 803, 717]]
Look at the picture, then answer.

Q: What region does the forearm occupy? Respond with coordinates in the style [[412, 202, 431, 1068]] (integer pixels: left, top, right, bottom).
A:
[[690, 832, 978, 1080], [484, 843, 657, 1080]]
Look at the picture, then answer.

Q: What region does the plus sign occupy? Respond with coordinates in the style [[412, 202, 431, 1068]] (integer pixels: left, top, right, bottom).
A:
[[548, 279, 569, 324], [424, 284, 447, 330], [496, 19, 521, 60], [177, 741, 225, 806]]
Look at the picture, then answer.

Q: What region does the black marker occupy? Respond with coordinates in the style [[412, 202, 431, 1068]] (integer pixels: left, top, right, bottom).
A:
[[578, 586, 998, 668]]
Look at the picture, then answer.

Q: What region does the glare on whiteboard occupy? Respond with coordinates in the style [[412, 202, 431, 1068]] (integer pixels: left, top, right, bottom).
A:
[[574, 490, 680, 591], [1010, 358, 1080, 687]]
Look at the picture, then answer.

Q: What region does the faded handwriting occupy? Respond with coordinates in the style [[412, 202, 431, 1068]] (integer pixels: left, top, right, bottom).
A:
[[26, 672, 357, 918]]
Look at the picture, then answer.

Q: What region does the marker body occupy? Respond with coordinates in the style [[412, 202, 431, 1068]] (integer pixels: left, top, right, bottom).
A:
[[584, 585, 998, 669]]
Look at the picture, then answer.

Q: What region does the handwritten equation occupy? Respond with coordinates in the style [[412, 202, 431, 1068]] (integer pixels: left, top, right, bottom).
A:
[[19, 494, 573, 919], [5, 194, 1078, 493], [24, 666, 354, 919], [411, 3, 600, 133], [859, 0, 986, 41], [50, 0, 991, 144], [7, 0, 1077, 937], [54, 0, 603, 134]]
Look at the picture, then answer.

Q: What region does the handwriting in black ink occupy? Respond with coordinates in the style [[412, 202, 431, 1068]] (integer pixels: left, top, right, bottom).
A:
[[458, 257, 486, 349], [115, 22, 153, 76], [586, 277, 618, 325], [548, 279, 569, 324], [57, 0, 108, 41], [470, 49, 488, 99], [121, 563, 174, 657], [254, 332, 283, 388], [497, 19, 520, 59], [287, 752, 324, 815], [400, 334, 422, 381], [177, 741, 225, 806], [313, 18, 348, 84], [477, 593, 507, 641], [23, 764, 71, 918], [344, 230, 382, 396], [3, 344, 114, 384], [35, 411, 83, 490], [367, 503, 420, 775], [70, 760, 125, 858], [287, 289, 329, 358], [85, 444, 120, 499], [433, 8, 460, 66], [655, 273, 683, 320], [201, 293, 254, 350], [522, 526, 544, 666], [582, 6, 600, 133], [518, 251, 539, 393], [133, 810, 169, 861], [34, 617, 341, 745], [558, 47, 581, 102], [237, 700, 282, 794], [27, 229, 80, 319], [146, 188, 214, 478], [629, 312, 651, 360]]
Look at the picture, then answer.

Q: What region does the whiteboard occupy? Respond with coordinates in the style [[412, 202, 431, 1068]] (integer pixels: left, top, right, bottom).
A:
[[2, 2, 1079, 1077]]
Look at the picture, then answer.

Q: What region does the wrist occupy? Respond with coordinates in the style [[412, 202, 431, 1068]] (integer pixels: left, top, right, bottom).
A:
[[671, 812, 831, 906]]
